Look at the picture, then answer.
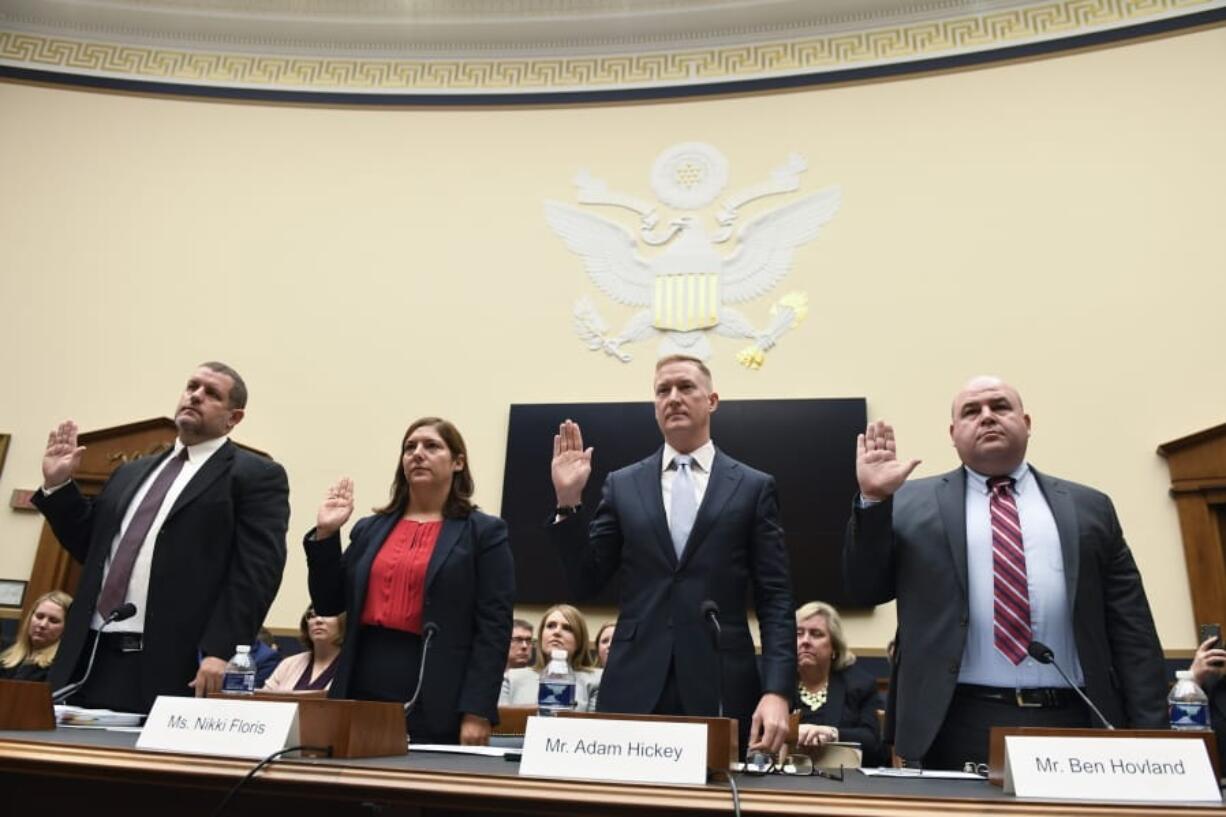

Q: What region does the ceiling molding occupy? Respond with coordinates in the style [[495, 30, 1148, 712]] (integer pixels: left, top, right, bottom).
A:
[[0, 0, 1222, 100]]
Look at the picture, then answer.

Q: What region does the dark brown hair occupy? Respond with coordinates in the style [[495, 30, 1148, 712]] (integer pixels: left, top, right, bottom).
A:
[[299, 606, 346, 651], [199, 360, 248, 409], [373, 417, 476, 518]]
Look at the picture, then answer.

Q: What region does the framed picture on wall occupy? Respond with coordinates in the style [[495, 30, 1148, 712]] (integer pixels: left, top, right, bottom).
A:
[[0, 579, 26, 610], [0, 433, 8, 480]]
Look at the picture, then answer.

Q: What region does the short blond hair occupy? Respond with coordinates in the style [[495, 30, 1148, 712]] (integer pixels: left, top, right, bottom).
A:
[[654, 355, 713, 388], [796, 600, 856, 671]]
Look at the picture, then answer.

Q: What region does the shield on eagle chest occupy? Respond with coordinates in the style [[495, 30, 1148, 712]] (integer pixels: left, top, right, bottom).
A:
[[651, 232, 722, 332]]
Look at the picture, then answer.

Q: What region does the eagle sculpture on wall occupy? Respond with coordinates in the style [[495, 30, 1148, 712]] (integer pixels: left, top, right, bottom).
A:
[[544, 142, 841, 368]]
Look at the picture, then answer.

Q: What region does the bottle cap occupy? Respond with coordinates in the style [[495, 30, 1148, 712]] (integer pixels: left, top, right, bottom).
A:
[[236, 645, 250, 654], [1175, 670, 1193, 680], [550, 649, 568, 661]]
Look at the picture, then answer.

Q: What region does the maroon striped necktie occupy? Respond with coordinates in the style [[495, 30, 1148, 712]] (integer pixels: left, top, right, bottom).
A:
[[990, 476, 1031, 665], [96, 448, 190, 619]]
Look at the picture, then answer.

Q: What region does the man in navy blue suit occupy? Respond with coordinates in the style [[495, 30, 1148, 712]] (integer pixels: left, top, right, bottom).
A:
[[550, 355, 795, 753]]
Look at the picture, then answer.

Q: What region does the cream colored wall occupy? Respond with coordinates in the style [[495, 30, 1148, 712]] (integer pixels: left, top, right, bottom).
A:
[[1, 26, 1223, 653]]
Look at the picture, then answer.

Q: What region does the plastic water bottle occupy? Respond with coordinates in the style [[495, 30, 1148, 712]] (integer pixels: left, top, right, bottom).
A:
[[1169, 670, 1210, 731], [221, 644, 257, 695], [537, 649, 577, 716]]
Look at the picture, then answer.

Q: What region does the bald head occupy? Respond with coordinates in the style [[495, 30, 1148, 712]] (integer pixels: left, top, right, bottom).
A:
[[949, 375, 1031, 476], [950, 376, 1024, 418]]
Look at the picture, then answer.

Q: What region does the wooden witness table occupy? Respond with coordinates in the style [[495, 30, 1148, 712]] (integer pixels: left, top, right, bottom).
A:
[[1, 727, 1224, 817]]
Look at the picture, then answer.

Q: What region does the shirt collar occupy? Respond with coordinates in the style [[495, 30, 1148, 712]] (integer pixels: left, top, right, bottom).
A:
[[174, 434, 228, 464], [662, 439, 716, 474], [964, 461, 1030, 495]]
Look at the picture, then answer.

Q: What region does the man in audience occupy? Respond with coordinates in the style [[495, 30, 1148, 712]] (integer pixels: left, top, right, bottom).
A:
[[34, 361, 289, 712], [550, 355, 794, 754], [507, 618, 534, 670], [844, 375, 1165, 768]]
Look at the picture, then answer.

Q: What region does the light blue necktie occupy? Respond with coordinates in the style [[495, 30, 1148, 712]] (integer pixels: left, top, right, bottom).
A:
[[669, 454, 698, 559]]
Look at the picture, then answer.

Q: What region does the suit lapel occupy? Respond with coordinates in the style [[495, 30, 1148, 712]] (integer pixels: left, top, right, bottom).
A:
[[351, 512, 402, 617], [425, 517, 464, 592], [679, 449, 742, 571], [1032, 468, 1080, 601], [632, 449, 676, 568], [165, 440, 232, 521], [821, 673, 848, 727], [936, 467, 970, 598]]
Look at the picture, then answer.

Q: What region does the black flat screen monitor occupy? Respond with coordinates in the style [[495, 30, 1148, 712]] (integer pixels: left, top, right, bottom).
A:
[[500, 397, 866, 610]]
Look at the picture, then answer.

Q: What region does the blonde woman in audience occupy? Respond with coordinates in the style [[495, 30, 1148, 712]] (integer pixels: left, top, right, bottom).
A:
[[263, 606, 345, 692], [594, 621, 617, 668], [501, 603, 601, 710], [793, 600, 885, 766], [0, 591, 72, 682]]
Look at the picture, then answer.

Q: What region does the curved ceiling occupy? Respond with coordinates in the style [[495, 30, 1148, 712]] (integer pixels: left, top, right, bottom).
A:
[[0, 0, 1222, 100]]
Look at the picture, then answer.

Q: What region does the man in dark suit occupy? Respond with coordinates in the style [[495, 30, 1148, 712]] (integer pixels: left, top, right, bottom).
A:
[[34, 361, 289, 712], [550, 355, 795, 753], [844, 376, 1166, 768]]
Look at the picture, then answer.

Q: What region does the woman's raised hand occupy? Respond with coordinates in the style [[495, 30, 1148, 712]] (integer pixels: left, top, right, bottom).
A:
[[315, 477, 355, 539]]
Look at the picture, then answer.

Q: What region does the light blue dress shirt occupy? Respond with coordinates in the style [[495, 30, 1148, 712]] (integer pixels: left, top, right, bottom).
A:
[[958, 463, 1085, 688]]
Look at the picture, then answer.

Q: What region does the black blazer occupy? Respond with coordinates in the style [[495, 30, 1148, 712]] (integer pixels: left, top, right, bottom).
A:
[[791, 665, 885, 767], [33, 441, 290, 711], [552, 447, 795, 726], [305, 508, 514, 741], [844, 466, 1166, 761]]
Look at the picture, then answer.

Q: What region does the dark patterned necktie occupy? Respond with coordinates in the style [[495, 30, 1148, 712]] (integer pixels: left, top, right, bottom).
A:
[[989, 476, 1031, 665], [96, 448, 189, 619]]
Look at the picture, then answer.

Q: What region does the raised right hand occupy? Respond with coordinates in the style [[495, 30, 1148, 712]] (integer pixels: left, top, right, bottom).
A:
[[315, 477, 355, 539], [43, 420, 86, 489], [856, 420, 921, 502], [552, 420, 592, 508]]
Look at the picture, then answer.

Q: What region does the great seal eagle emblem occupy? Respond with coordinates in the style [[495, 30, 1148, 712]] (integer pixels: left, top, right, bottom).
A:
[[545, 142, 841, 368]]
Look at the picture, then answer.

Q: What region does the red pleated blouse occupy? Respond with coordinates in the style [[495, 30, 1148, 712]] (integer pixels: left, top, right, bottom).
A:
[[359, 518, 442, 634]]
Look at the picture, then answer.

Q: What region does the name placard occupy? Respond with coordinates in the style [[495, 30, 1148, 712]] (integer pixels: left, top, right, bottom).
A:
[[1004, 735, 1221, 802], [137, 696, 299, 760], [520, 715, 707, 785]]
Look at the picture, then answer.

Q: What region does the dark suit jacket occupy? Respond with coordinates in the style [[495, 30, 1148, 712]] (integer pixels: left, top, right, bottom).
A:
[[792, 665, 885, 767], [33, 441, 289, 710], [305, 508, 514, 741], [843, 466, 1166, 761], [552, 447, 795, 726]]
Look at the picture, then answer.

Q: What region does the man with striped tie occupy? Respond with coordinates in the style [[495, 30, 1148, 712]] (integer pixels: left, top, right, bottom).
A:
[[843, 376, 1165, 769]]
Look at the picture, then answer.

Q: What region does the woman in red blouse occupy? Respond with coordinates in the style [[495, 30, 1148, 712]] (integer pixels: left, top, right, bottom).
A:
[[305, 417, 514, 745]]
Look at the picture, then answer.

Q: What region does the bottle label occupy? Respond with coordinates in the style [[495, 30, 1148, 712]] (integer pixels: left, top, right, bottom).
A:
[[538, 681, 576, 709], [1169, 700, 1209, 728], [222, 672, 255, 694]]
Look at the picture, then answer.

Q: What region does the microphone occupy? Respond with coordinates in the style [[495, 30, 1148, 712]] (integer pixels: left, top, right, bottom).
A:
[[52, 603, 139, 704], [700, 600, 725, 718], [404, 622, 440, 716], [1026, 640, 1115, 730]]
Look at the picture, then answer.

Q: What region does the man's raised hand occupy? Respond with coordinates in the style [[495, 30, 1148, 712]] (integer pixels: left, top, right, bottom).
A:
[[552, 420, 592, 508], [856, 420, 921, 502], [43, 420, 86, 489]]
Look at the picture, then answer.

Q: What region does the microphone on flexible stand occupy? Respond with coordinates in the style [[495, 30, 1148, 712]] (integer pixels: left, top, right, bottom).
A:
[[700, 600, 725, 718], [52, 602, 138, 705], [404, 622, 440, 716], [1026, 640, 1115, 730]]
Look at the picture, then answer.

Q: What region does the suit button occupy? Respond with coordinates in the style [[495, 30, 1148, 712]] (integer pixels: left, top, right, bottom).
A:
[[959, 615, 968, 627], [948, 662, 960, 674]]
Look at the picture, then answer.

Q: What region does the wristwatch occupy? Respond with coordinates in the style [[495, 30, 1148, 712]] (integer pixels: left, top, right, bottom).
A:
[[555, 504, 582, 518]]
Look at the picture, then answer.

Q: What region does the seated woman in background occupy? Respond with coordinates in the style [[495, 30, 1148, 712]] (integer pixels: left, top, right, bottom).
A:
[[501, 603, 601, 710], [262, 606, 345, 693], [793, 600, 885, 767], [306, 417, 514, 745], [0, 591, 72, 682], [594, 621, 616, 668]]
